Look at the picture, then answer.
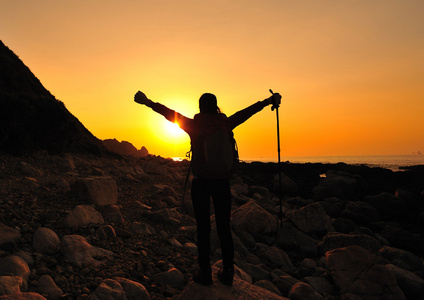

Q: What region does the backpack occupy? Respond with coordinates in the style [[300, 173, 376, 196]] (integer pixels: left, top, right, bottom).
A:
[[190, 113, 239, 178]]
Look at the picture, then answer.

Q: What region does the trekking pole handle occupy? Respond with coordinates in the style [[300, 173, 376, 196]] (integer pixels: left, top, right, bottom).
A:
[[269, 89, 280, 111]]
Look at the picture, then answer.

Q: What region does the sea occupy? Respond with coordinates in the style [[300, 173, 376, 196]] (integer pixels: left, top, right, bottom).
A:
[[173, 155, 424, 171], [241, 155, 424, 172]]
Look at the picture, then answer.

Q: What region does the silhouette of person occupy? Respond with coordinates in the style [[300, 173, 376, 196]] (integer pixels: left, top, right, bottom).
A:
[[134, 91, 281, 285]]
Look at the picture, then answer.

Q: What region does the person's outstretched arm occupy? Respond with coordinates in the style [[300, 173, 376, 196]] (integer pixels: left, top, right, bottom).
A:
[[228, 93, 281, 129], [134, 91, 194, 134]]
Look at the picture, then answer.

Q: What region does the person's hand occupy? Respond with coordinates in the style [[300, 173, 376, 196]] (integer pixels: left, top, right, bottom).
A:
[[134, 91, 152, 106], [266, 93, 281, 107]]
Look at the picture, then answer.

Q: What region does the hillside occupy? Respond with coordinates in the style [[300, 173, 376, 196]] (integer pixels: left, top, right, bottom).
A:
[[0, 40, 106, 155]]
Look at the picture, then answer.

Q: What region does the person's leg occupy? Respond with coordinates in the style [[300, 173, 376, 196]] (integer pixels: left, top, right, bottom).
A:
[[191, 177, 213, 284], [211, 178, 235, 285], [211, 178, 234, 267]]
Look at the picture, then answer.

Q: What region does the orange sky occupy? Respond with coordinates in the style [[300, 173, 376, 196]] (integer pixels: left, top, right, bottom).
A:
[[1, 1, 423, 159]]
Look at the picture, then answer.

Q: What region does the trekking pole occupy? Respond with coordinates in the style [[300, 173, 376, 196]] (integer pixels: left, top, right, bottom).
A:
[[269, 89, 283, 228]]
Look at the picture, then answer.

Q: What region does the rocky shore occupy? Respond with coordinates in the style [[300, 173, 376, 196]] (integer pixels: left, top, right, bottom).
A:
[[1, 152, 424, 300]]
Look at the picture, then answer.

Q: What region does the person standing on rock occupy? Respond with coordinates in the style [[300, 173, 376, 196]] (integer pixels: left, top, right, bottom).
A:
[[134, 91, 281, 286]]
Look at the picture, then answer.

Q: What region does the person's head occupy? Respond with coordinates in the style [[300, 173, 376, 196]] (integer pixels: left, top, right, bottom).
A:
[[199, 93, 220, 114]]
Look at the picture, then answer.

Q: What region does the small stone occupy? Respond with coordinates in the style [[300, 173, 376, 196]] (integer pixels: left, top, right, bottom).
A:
[[64, 205, 104, 230], [96, 225, 117, 241], [0, 255, 31, 290], [37, 275, 63, 300], [33, 227, 60, 254], [152, 268, 185, 287], [0, 276, 23, 295], [0, 222, 21, 249], [61, 235, 113, 268]]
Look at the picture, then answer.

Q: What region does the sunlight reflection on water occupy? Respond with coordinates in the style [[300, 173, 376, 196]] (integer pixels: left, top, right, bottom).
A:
[[243, 155, 424, 171], [170, 155, 424, 171]]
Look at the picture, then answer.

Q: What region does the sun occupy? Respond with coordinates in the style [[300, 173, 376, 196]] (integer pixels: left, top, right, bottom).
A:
[[164, 121, 185, 139]]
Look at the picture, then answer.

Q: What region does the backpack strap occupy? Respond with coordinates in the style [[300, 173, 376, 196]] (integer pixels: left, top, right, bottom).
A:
[[181, 149, 192, 202]]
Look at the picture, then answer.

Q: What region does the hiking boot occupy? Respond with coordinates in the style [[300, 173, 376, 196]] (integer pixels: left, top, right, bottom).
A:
[[193, 267, 212, 285], [217, 265, 234, 286]]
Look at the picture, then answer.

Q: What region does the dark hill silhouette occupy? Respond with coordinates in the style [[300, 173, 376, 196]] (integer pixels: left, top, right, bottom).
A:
[[0, 40, 108, 155], [102, 138, 149, 157]]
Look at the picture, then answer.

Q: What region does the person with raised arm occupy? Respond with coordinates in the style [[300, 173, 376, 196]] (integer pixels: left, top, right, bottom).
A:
[[134, 91, 281, 286]]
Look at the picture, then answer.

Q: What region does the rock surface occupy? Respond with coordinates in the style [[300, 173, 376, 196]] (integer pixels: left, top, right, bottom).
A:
[[179, 262, 288, 300], [60, 235, 114, 268], [0, 256, 31, 291], [326, 245, 406, 299], [1, 152, 424, 299], [64, 205, 105, 230], [0, 223, 21, 250], [71, 177, 118, 206], [32, 227, 60, 254]]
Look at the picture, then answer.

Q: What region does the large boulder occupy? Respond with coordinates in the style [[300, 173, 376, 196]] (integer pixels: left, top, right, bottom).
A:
[[0, 223, 21, 250], [32, 227, 60, 254], [114, 277, 150, 300], [288, 282, 324, 300], [257, 246, 294, 270], [101, 205, 125, 224], [154, 184, 178, 198], [96, 225, 117, 241], [253, 280, 282, 296], [179, 262, 288, 300], [152, 268, 185, 287], [89, 278, 124, 300], [143, 161, 168, 176], [318, 232, 382, 255], [144, 208, 181, 226], [379, 223, 424, 254], [378, 246, 424, 271], [37, 275, 63, 300], [386, 264, 424, 300], [273, 274, 300, 297], [231, 200, 277, 239], [240, 262, 271, 281], [303, 276, 337, 298], [363, 192, 407, 219], [274, 222, 318, 257], [61, 235, 113, 268], [71, 177, 117, 206], [340, 201, 380, 225], [89, 277, 151, 300], [326, 246, 406, 299], [287, 202, 334, 235], [332, 217, 355, 233], [0, 256, 30, 291], [0, 276, 22, 295], [313, 171, 358, 200], [64, 205, 105, 230], [249, 186, 272, 199], [272, 172, 298, 195]]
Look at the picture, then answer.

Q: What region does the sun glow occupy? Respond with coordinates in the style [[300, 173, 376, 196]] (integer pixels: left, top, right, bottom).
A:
[[3, 1, 424, 158], [164, 121, 185, 139]]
